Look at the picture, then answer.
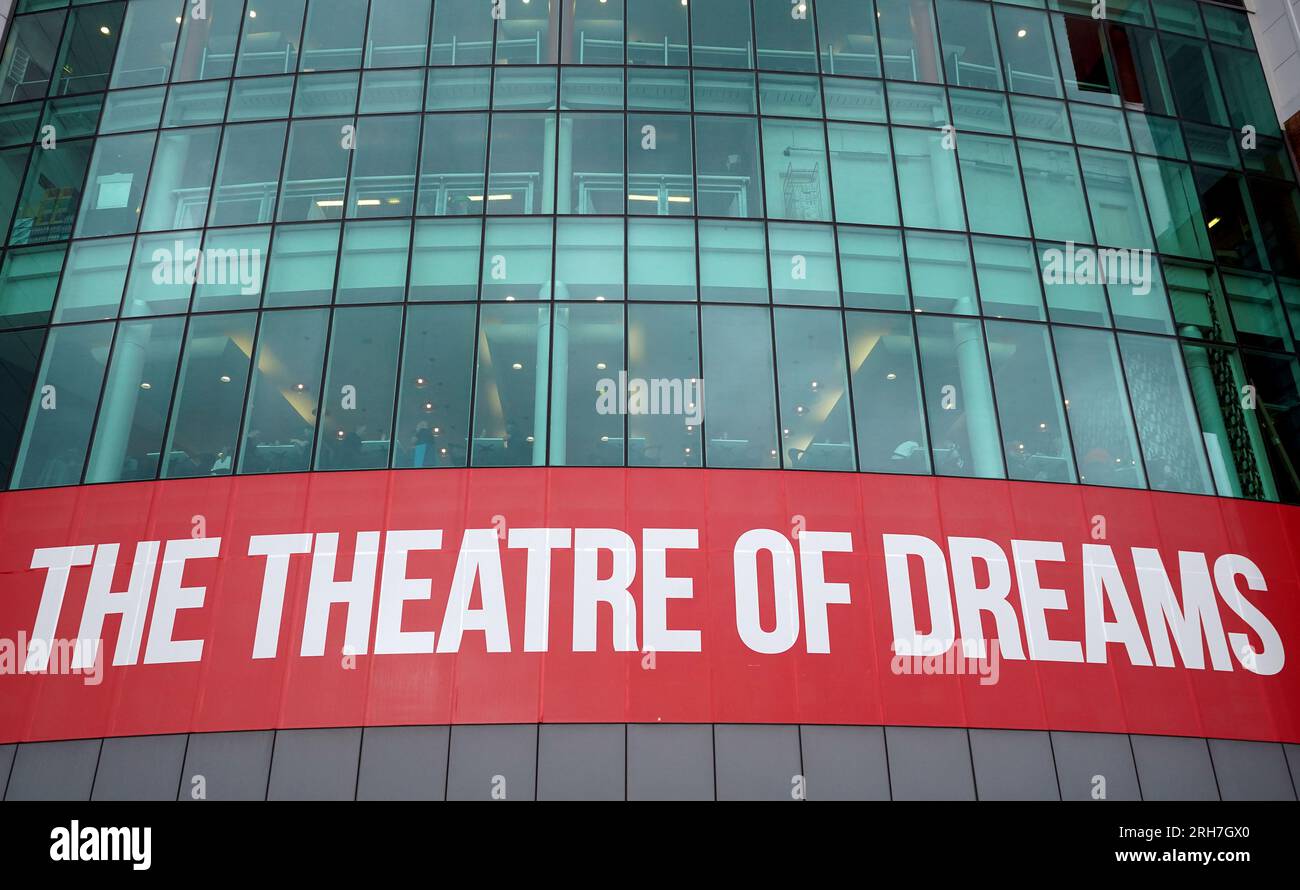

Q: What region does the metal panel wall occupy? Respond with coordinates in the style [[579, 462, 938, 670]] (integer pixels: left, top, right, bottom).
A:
[[6, 727, 1298, 801]]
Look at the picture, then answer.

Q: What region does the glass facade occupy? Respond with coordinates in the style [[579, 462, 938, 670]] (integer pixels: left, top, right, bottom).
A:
[[0, 0, 1297, 503]]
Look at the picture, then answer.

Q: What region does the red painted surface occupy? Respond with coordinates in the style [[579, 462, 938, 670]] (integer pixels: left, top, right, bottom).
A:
[[1, 468, 1298, 744]]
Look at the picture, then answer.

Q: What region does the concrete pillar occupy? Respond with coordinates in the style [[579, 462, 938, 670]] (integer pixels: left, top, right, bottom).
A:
[[953, 313, 1002, 478]]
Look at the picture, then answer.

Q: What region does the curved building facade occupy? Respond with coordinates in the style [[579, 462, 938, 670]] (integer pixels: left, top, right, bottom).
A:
[[0, 0, 1298, 800]]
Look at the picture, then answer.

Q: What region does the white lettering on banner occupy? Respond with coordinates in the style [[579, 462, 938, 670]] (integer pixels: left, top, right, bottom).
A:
[[13, 531, 1285, 675]]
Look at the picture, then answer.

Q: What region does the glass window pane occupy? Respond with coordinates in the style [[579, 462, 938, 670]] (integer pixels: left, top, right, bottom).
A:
[[1010, 95, 1070, 141], [394, 304, 476, 468], [1137, 156, 1210, 259], [316, 305, 402, 471], [111, 0, 183, 89], [0, 10, 68, 102], [628, 218, 695, 301], [410, 217, 481, 300], [300, 0, 366, 72], [916, 314, 1004, 478], [974, 236, 1045, 320], [192, 225, 270, 312], [161, 312, 256, 479], [1108, 255, 1173, 334], [278, 118, 352, 221], [563, 0, 624, 64], [208, 121, 286, 226], [481, 217, 553, 301], [53, 236, 131, 322], [1182, 343, 1264, 499], [172, 0, 244, 81], [236, 0, 306, 76], [417, 112, 488, 216], [628, 303, 702, 466], [347, 114, 420, 218], [50, 3, 126, 97], [846, 310, 929, 473], [768, 222, 838, 306], [907, 230, 977, 314], [691, 0, 753, 69], [1238, 352, 1300, 504], [628, 112, 692, 215], [497, 0, 560, 64], [693, 70, 756, 114], [1117, 331, 1213, 494], [985, 319, 1074, 482], [827, 122, 897, 226], [701, 305, 779, 468], [99, 86, 165, 133], [1038, 239, 1112, 326], [83, 315, 184, 483], [428, 63, 488, 110], [566, 112, 624, 214], [8, 138, 92, 246], [774, 307, 854, 470], [994, 5, 1062, 98], [552, 303, 624, 465], [1050, 13, 1119, 106], [938, 0, 1004, 90], [950, 88, 1012, 135], [1162, 35, 1228, 127], [11, 320, 113, 489], [1053, 324, 1145, 488], [238, 308, 329, 475], [699, 219, 768, 303], [264, 222, 341, 307], [0, 244, 62, 330], [1078, 147, 1153, 249], [1223, 270, 1292, 352], [1108, 23, 1174, 116], [754, 0, 817, 73], [122, 229, 200, 317], [762, 118, 830, 221], [227, 75, 294, 121], [568, 67, 628, 109], [293, 71, 359, 116], [626, 0, 689, 66], [487, 112, 556, 214], [958, 133, 1030, 237], [838, 226, 908, 310], [365, 0, 430, 67], [162, 80, 228, 127], [0, 329, 44, 486], [337, 219, 411, 303], [359, 69, 425, 113], [1018, 139, 1094, 243], [556, 218, 624, 301], [472, 304, 550, 466], [430, 0, 495, 66], [817, 0, 881, 77], [0, 100, 44, 147], [823, 76, 886, 122], [694, 115, 759, 218], [139, 126, 220, 231], [893, 127, 966, 231], [876, 0, 943, 83]]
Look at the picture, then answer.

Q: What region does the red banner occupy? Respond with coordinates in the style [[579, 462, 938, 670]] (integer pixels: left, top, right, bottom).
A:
[[1, 468, 1298, 744]]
